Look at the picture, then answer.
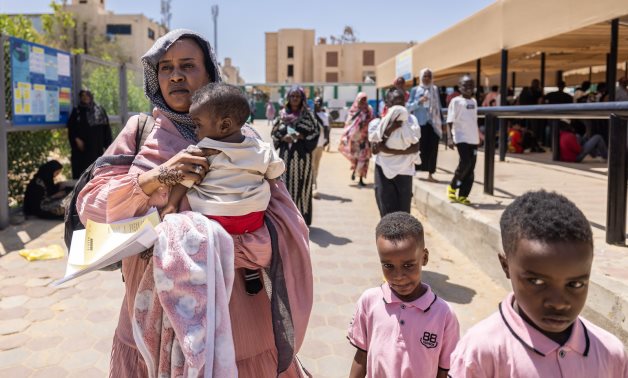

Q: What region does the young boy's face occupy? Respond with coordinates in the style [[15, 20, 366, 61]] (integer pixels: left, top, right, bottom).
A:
[[499, 239, 593, 341], [377, 235, 429, 302], [459, 78, 475, 98], [190, 106, 224, 140]]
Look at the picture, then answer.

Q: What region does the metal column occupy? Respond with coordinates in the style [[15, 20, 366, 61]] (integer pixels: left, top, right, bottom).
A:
[[556, 70, 563, 85], [119, 63, 128, 125], [483, 114, 496, 195], [608, 19, 618, 101], [499, 49, 508, 161], [476, 59, 481, 100], [375, 88, 380, 117], [551, 120, 560, 161], [540, 52, 546, 90], [0, 36, 9, 228], [606, 114, 627, 244]]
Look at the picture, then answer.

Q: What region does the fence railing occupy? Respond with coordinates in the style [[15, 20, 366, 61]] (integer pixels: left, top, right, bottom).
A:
[[0, 34, 150, 228], [476, 102, 628, 245]]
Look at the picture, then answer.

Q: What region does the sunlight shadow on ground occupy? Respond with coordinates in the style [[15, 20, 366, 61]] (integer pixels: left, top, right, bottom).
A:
[[422, 271, 477, 305], [309, 227, 352, 248]]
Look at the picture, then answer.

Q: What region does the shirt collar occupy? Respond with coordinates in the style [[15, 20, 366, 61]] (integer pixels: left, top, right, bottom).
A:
[[499, 292, 590, 357], [380, 283, 437, 312]]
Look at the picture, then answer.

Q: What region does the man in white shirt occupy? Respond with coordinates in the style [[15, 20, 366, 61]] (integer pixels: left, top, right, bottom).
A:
[[369, 89, 421, 217], [446, 75, 479, 206]]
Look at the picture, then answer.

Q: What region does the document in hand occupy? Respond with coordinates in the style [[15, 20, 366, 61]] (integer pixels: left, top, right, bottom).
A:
[[53, 208, 161, 286]]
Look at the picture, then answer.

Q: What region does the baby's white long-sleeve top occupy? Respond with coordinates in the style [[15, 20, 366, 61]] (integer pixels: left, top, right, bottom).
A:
[[182, 136, 285, 216]]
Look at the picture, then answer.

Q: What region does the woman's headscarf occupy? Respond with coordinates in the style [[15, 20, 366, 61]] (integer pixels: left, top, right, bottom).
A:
[[417, 67, 443, 137], [280, 86, 307, 125], [141, 29, 222, 141], [78, 89, 108, 127], [348, 92, 371, 119], [33, 160, 63, 194]]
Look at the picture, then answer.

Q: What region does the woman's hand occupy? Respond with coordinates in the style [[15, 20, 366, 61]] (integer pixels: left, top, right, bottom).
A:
[[282, 134, 295, 143], [138, 147, 211, 196]]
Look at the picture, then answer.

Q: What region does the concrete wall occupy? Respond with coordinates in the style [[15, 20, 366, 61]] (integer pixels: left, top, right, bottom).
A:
[[313, 42, 410, 83], [266, 29, 315, 83], [65, 0, 167, 64]]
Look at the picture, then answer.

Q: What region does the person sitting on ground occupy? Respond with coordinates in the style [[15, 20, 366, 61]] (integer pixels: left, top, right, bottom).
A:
[[23, 160, 73, 220], [446, 75, 479, 206], [348, 212, 460, 378], [508, 123, 545, 154], [158, 82, 285, 296], [449, 190, 628, 377], [559, 122, 607, 163]]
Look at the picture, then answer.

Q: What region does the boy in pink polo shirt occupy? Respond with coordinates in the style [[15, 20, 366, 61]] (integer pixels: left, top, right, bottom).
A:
[[348, 212, 460, 378], [449, 190, 628, 378]]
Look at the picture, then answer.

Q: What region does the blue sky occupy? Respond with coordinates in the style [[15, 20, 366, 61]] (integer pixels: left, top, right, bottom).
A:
[[1, 0, 495, 82]]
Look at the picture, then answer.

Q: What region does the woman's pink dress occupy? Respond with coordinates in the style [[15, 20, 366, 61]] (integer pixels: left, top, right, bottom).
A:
[[77, 109, 313, 377]]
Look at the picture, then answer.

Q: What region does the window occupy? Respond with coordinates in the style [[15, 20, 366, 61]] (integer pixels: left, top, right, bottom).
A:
[[148, 28, 155, 40], [326, 52, 338, 67], [106, 24, 132, 35], [287, 46, 294, 59], [326, 72, 339, 82], [79, 0, 87, 3], [363, 50, 375, 66], [287, 65, 294, 77]]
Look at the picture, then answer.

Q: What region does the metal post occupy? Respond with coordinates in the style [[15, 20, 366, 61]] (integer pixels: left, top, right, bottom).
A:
[[606, 113, 626, 244], [556, 70, 563, 85], [499, 49, 508, 161], [476, 58, 481, 100], [551, 120, 560, 161], [483, 114, 496, 195], [540, 52, 546, 91], [511, 72, 516, 91], [0, 36, 9, 228], [608, 19, 618, 101], [588, 67, 593, 82], [73, 54, 83, 106], [119, 63, 128, 125], [375, 88, 380, 117]]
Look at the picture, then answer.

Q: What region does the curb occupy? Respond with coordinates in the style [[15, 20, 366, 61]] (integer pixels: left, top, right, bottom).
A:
[[413, 179, 628, 346]]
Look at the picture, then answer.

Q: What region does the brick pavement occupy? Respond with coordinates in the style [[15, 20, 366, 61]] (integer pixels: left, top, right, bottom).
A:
[[0, 122, 508, 377]]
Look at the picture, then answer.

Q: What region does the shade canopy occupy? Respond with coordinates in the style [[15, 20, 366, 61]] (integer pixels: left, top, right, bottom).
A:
[[377, 0, 628, 88]]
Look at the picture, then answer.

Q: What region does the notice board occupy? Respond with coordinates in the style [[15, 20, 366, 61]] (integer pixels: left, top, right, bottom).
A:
[[9, 37, 72, 126]]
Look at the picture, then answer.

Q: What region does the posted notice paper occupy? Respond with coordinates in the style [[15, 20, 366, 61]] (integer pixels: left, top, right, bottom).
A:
[[54, 208, 160, 285]]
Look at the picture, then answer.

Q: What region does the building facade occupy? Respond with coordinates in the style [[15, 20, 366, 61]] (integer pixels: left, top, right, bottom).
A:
[[266, 29, 315, 84], [265, 28, 411, 84], [64, 0, 167, 64], [313, 42, 412, 83], [221, 57, 245, 85]]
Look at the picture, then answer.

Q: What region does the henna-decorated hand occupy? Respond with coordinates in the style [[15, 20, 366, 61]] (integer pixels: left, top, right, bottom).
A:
[[139, 145, 213, 196]]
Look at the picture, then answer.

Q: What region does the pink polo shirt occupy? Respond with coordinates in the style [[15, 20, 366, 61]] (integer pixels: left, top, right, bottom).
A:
[[449, 293, 628, 378], [348, 283, 460, 377]]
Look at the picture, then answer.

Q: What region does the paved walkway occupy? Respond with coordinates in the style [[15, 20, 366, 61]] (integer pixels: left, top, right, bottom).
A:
[[0, 122, 509, 377], [414, 146, 628, 344]]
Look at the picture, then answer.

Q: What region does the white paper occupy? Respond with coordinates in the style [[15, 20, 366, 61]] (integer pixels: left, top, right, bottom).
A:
[[57, 54, 70, 77]]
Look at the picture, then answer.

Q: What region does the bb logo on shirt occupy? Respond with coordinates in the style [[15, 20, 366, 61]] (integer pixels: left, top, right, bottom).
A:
[[420, 331, 438, 348], [466, 104, 476, 110]]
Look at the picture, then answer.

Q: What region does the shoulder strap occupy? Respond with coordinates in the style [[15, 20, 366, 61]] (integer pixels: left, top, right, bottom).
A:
[[134, 113, 156, 155]]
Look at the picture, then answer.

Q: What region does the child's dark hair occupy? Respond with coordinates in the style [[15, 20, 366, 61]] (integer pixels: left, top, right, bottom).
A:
[[191, 83, 249, 127], [376, 212, 424, 245], [500, 190, 593, 255]]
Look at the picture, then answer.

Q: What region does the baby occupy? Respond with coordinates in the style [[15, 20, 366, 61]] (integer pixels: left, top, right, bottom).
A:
[[164, 82, 285, 295]]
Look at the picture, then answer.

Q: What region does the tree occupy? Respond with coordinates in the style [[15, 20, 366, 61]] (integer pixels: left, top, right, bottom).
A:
[[1, 2, 140, 206]]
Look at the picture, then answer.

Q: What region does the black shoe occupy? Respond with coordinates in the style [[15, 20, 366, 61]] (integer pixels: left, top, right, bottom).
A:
[[244, 269, 263, 296], [358, 178, 366, 187], [351, 172, 356, 181]]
